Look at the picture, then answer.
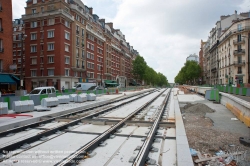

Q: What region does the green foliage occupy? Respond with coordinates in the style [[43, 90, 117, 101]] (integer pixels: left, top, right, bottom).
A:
[[174, 61, 201, 85], [132, 56, 169, 87]]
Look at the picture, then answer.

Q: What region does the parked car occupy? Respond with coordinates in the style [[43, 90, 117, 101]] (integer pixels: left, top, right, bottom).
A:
[[28, 87, 56, 96]]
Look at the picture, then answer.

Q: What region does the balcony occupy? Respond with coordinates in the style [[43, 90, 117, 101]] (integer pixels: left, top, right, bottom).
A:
[[22, 9, 74, 21], [233, 49, 245, 56], [233, 39, 245, 45], [86, 25, 106, 41], [104, 72, 112, 76], [111, 43, 121, 52], [69, 4, 88, 18], [0, 48, 4, 53], [234, 60, 245, 66]]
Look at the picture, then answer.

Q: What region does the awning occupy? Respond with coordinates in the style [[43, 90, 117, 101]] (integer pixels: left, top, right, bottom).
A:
[[104, 80, 118, 85], [0, 74, 18, 84]]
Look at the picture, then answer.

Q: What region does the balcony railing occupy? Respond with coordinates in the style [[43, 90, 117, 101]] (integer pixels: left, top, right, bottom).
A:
[[233, 39, 245, 45], [233, 49, 245, 55], [0, 48, 4, 53], [237, 71, 242, 74], [234, 60, 245, 66]]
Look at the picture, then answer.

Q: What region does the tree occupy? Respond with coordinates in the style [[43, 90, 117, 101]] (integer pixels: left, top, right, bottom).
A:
[[132, 56, 147, 81]]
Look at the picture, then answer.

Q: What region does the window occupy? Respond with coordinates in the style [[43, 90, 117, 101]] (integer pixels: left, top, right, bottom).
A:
[[31, 21, 37, 28], [87, 34, 94, 41], [87, 52, 94, 60], [48, 56, 54, 63], [65, 44, 69, 52], [65, 32, 70, 40], [31, 45, 37, 52], [41, 7, 44, 12], [41, 20, 44, 26], [65, 20, 70, 27], [33, 0, 37, 4], [76, 48, 79, 57], [18, 43, 21, 47], [13, 51, 16, 56], [32, 9, 36, 14], [87, 72, 94, 78], [82, 50, 84, 58], [47, 30, 54, 38], [48, 69, 54, 76], [40, 32, 44, 39], [237, 24, 242, 31], [48, 18, 55, 25], [237, 34, 241, 42], [76, 25, 79, 34], [31, 58, 37, 64], [65, 69, 70, 76], [18, 58, 21, 64], [31, 70, 37, 77], [48, 43, 54, 51], [74, 71, 77, 77], [76, 37, 79, 45], [82, 61, 85, 68], [87, 42, 94, 50], [65, 56, 70, 64], [40, 57, 43, 64], [31, 33, 37, 40], [41, 44, 44, 51], [82, 29, 84, 36]]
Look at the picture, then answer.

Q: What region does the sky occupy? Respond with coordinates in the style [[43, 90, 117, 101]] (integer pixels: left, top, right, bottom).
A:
[[12, 0, 250, 82]]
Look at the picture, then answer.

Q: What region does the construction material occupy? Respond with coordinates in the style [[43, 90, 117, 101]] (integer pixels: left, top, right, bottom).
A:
[[69, 94, 77, 102], [41, 97, 59, 107], [12, 100, 34, 113], [57, 95, 70, 104], [74, 94, 87, 103], [0, 102, 8, 115], [87, 93, 96, 101]]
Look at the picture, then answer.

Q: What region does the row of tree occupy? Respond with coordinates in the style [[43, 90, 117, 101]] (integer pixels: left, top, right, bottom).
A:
[[132, 56, 169, 86], [174, 60, 201, 85]]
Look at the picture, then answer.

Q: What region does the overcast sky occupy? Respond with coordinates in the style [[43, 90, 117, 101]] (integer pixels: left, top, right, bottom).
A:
[[12, 0, 250, 82]]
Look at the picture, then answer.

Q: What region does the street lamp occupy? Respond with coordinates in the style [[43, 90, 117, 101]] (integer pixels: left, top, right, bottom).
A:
[[20, 33, 27, 89]]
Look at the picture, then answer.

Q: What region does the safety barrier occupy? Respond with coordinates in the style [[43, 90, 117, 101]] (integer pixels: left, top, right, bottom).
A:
[[215, 85, 250, 97]]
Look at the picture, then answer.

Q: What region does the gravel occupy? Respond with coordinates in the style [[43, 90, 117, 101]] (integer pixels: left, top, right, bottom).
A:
[[183, 103, 250, 155]]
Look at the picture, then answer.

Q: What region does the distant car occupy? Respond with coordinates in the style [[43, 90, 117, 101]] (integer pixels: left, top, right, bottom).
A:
[[87, 86, 106, 91], [28, 87, 56, 96]]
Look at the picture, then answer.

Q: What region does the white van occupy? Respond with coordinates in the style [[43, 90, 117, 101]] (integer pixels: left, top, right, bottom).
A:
[[73, 83, 96, 91], [28, 87, 56, 96]]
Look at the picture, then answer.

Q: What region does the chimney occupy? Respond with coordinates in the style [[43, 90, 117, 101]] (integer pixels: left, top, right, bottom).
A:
[[107, 22, 113, 29], [235, 10, 237, 20], [89, 7, 93, 15]]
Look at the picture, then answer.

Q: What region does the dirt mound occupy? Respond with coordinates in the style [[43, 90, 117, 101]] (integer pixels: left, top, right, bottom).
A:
[[184, 103, 215, 114]]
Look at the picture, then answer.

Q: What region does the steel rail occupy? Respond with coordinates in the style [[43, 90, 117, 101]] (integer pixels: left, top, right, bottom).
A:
[[0, 89, 153, 138], [55, 89, 167, 166], [0, 90, 155, 160], [133, 89, 171, 166]]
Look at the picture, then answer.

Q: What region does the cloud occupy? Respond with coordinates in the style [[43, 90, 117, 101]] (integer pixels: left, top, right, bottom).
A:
[[12, 0, 248, 82], [12, 0, 26, 19]]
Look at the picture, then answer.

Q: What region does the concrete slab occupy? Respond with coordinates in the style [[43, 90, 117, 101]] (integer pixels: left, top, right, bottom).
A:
[[3, 133, 97, 166], [0, 129, 46, 149], [177, 94, 204, 103], [78, 136, 127, 166], [132, 127, 149, 136], [36, 122, 68, 129], [103, 90, 164, 119], [116, 126, 138, 135], [162, 139, 176, 166], [71, 124, 111, 133], [166, 128, 176, 137], [107, 137, 143, 166]]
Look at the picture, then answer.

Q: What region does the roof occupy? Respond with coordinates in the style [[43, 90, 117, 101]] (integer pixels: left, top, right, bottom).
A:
[[0, 74, 19, 84]]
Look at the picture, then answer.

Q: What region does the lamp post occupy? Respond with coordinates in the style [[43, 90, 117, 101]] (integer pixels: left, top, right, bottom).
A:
[[20, 33, 27, 89]]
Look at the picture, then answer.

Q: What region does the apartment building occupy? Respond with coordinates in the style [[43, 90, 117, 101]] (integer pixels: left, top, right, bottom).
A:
[[22, 0, 138, 92], [218, 18, 250, 85], [203, 10, 249, 85], [12, 19, 25, 76], [0, 0, 13, 73], [199, 40, 206, 83]]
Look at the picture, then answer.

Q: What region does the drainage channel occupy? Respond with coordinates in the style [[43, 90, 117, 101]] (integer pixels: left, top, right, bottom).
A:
[[54, 89, 167, 166], [0, 89, 156, 161]]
